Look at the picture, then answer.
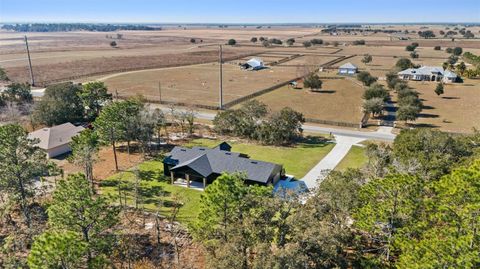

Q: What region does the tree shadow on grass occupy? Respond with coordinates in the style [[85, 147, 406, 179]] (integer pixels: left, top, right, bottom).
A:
[[311, 90, 336, 94], [411, 123, 440, 128], [139, 170, 164, 182], [161, 200, 184, 208], [99, 178, 120, 187], [140, 185, 168, 198], [298, 136, 331, 148], [418, 113, 439, 118]]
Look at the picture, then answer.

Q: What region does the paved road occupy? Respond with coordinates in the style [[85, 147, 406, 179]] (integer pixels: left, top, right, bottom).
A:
[[301, 135, 365, 189], [152, 104, 397, 142]]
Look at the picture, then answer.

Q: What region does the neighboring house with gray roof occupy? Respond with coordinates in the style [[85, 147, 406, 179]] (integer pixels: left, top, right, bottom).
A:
[[28, 122, 84, 158], [163, 142, 283, 188], [398, 66, 458, 83], [338, 62, 358, 75]]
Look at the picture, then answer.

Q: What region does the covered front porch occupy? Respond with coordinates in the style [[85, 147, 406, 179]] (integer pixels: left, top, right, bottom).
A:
[[168, 170, 212, 191]]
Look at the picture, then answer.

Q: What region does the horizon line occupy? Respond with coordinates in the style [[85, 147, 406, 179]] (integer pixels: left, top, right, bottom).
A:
[[1, 21, 480, 25]]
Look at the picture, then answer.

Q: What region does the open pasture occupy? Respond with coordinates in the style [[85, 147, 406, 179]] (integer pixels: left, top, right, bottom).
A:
[[102, 62, 301, 107], [249, 78, 366, 124], [404, 80, 480, 133]]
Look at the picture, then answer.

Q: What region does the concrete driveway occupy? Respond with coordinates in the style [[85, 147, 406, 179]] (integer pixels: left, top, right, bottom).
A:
[[301, 135, 365, 189]]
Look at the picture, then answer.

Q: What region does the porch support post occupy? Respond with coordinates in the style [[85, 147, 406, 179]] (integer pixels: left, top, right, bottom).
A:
[[203, 177, 207, 189], [170, 171, 174, 185], [186, 174, 190, 188]]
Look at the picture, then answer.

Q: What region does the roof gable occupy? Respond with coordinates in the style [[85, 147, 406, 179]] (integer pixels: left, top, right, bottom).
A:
[[28, 122, 84, 150], [167, 143, 281, 183], [339, 62, 357, 69]]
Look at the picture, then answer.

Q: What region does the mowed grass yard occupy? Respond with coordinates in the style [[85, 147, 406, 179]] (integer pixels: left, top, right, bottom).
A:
[[186, 137, 335, 178], [99, 137, 335, 224], [251, 78, 365, 124], [335, 146, 368, 171], [99, 160, 203, 224]]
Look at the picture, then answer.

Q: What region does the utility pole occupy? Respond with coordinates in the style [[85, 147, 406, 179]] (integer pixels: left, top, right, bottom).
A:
[[158, 81, 162, 103], [24, 35, 35, 86], [219, 44, 223, 109]]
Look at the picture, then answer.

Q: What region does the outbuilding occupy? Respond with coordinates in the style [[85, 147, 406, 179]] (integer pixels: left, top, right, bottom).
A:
[[28, 122, 84, 158], [241, 58, 265, 70], [338, 62, 358, 75]]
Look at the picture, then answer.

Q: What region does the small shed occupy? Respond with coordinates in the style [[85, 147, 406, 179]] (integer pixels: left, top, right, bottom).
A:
[[338, 62, 358, 75], [28, 122, 84, 158], [241, 58, 264, 70]]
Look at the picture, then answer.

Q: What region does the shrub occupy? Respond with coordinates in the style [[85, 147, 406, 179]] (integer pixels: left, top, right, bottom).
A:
[[435, 83, 444, 96], [446, 47, 453, 53], [406, 45, 416, 51], [363, 84, 389, 101], [452, 47, 463, 56], [396, 58, 414, 70], [286, 38, 295, 46], [357, 71, 378, 86], [303, 74, 323, 90], [0, 67, 9, 81], [303, 41, 312, 48], [269, 38, 283, 45], [363, 97, 384, 117], [352, 40, 366, 45], [310, 38, 323, 45]]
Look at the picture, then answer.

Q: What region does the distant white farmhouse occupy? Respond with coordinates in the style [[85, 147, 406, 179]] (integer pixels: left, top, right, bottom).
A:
[[241, 58, 264, 70], [398, 66, 458, 83], [28, 122, 85, 158], [338, 62, 358, 75]]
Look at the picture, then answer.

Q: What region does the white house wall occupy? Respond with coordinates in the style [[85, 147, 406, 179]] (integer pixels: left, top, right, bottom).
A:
[[46, 144, 72, 158]]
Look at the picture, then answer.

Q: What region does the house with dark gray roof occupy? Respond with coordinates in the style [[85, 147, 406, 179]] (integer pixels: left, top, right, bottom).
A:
[[163, 142, 283, 188]]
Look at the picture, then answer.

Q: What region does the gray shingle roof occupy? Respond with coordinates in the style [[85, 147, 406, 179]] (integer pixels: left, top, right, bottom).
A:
[[166, 143, 281, 184], [28, 122, 84, 150]]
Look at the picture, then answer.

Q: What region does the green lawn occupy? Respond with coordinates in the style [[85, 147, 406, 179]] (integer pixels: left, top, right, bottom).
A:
[[335, 146, 368, 171], [99, 160, 202, 224], [187, 137, 334, 178], [100, 137, 334, 224]]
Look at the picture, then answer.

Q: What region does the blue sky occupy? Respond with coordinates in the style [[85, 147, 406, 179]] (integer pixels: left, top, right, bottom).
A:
[[1, 0, 479, 23]]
